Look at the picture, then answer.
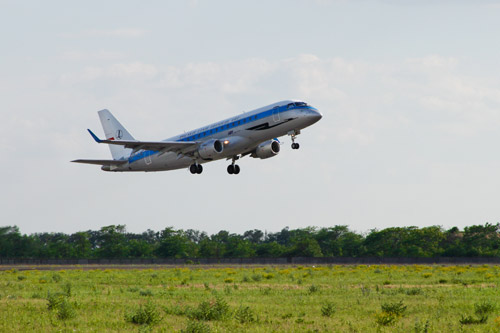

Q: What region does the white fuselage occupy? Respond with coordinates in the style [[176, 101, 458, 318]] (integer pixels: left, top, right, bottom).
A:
[[111, 100, 322, 172]]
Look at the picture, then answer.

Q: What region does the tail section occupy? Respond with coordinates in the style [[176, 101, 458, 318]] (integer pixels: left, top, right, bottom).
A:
[[98, 109, 135, 160]]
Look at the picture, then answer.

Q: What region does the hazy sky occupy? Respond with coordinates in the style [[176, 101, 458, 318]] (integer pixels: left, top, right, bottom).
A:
[[2, 1, 500, 235]]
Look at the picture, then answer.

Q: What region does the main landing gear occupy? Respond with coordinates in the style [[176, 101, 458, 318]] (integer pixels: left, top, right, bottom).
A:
[[227, 156, 240, 175], [189, 163, 203, 174], [290, 130, 301, 150]]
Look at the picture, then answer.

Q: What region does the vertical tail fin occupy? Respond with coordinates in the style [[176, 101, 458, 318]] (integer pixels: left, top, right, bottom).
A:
[[98, 109, 135, 160]]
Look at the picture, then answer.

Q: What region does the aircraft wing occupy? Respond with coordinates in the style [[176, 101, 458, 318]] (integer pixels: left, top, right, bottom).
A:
[[71, 159, 128, 166], [87, 129, 197, 153]]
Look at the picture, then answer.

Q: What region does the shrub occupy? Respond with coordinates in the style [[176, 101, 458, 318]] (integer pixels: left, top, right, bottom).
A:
[[17, 275, 26, 281], [235, 305, 256, 323], [381, 300, 407, 317], [62, 282, 72, 297], [251, 274, 262, 282], [405, 288, 423, 296], [139, 289, 154, 297], [321, 302, 335, 317], [459, 314, 488, 325], [46, 292, 66, 311], [414, 319, 430, 332], [57, 299, 76, 320], [375, 312, 397, 326], [475, 301, 495, 316], [308, 284, 320, 294], [181, 320, 211, 333], [241, 275, 250, 283], [52, 273, 62, 283], [46, 292, 76, 320], [125, 301, 161, 325], [224, 278, 234, 284], [261, 287, 271, 295], [189, 296, 230, 321]]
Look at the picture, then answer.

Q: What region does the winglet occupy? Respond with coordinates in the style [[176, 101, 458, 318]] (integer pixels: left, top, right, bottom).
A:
[[87, 129, 102, 143]]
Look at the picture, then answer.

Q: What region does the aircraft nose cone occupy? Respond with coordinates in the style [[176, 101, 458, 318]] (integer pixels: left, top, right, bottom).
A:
[[309, 109, 322, 123]]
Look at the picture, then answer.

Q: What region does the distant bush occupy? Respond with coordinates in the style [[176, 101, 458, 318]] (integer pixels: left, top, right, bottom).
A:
[[139, 289, 154, 297], [57, 299, 76, 320], [308, 284, 320, 294], [375, 312, 397, 326], [46, 291, 75, 320], [125, 300, 161, 325], [321, 302, 335, 317], [188, 296, 230, 321], [52, 273, 62, 283], [235, 305, 256, 323], [181, 320, 211, 333], [475, 301, 495, 316], [251, 274, 262, 282], [382, 300, 407, 317], [459, 314, 487, 325]]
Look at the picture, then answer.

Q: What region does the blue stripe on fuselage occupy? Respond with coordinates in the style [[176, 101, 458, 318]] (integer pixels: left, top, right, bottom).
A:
[[128, 105, 315, 164]]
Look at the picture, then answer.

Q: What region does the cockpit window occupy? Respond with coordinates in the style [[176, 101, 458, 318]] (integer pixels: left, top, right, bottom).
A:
[[295, 102, 307, 107], [287, 103, 295, 109]]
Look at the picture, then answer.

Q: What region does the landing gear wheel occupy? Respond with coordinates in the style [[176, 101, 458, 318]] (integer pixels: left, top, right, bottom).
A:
[[289, 130, 301, 150], [227, 165, 234, 174], [196, 164, 203, 174], [190, 164, 198, 174], [234, 165, 240, 174]]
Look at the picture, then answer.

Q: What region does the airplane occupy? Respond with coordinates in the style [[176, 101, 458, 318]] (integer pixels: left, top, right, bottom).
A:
[[72, 100, 322, 174]]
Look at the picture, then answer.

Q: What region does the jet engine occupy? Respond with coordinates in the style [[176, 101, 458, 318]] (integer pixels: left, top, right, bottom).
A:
[[252, 140, 280, 159], [197, 139, 224, 159]]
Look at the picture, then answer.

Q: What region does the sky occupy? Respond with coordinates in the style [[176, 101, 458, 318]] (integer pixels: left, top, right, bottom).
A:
[[1, 0, 500, 236]]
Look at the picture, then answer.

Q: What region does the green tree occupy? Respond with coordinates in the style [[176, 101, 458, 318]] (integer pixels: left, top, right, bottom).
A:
[[155, 227, 192, 258], [96, 225, 129, 258]]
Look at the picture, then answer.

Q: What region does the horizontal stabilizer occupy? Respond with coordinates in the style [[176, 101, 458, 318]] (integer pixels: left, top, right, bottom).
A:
[[87, 128, 197, 153], [71, 159, 127, 166]]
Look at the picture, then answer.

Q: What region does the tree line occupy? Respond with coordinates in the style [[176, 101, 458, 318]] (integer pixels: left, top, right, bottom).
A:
[[1, 223, 500, 259]]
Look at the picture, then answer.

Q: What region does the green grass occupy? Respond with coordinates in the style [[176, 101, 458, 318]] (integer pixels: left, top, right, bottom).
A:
[[1, 265, 500, 331]]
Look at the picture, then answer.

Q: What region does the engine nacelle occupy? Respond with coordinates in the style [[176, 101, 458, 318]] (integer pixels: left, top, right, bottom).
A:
[[197, 139, 224, 159], [252, 140, 280, 159]]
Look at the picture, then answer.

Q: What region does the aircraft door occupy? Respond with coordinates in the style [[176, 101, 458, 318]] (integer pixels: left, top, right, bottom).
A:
[[144, 151, 152, 165], [273, 108, 280, 122]]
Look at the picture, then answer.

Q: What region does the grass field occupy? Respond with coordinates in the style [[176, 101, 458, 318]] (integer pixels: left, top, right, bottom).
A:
[[1, 264, 500, 332]]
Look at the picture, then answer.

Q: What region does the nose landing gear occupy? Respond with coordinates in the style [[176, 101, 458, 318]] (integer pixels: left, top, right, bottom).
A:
[[289, 130, 301, 150]]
